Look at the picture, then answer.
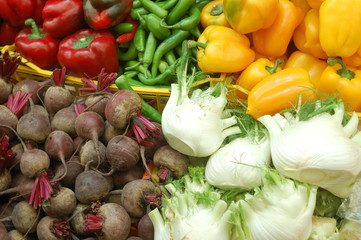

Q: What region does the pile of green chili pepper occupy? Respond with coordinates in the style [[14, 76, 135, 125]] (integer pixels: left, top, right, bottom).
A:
[[116, 0, 211, 89]]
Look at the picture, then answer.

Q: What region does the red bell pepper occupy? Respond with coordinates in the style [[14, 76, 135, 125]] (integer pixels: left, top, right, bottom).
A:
[[0, 21, 21, 45], [15, 18, 59, 70], [42, 0, 86, 39], [0, 0, 46, 27], [57, 29, 119, 78], [83, 0, 133, 30], [116, 15, 139, 44]]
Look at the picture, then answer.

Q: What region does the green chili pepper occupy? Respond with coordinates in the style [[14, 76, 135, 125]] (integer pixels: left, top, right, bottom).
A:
[[130, 8, 149, 20], [118, 41, 138, 61], [145, 14, 171, 40], [139, 63, 176, 85], [158, 60, 169, 73], [194, 0, 213, 10], [174, 44, 183, 57], [157, 0, 179, 10], [161, 7, 201, 30], [151, 30, 190, 77], [134, 26, 146, 52], [133, 0, 143, 8], [128, 77, 171, 89], [166, 0, 196, 25], [115, 75, 162, 123], [189, 25, 202, 38], [125, 60, 152, 76], [124, 70, 139, 78], [143, 32, 158, 76], [109, 22, 134, 36], [164, 49, 177, 65], [139, 0, 168, 18]]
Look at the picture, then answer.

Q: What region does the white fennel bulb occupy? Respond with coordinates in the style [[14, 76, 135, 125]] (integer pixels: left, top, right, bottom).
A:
[[161, 66, 241, 157], [238, 170, 317, 240], [309, 216, 339, 240], [258, 101, 361, 198], [205, 135, 271, 190]]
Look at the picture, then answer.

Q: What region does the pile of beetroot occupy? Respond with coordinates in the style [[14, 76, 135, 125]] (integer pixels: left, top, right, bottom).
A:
[[0, 51, 190, 240]]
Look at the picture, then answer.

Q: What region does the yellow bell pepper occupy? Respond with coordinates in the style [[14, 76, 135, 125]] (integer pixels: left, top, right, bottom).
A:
[[247, 67, 315, 119], [285, 51, 328, 87], [319, 0, 361, 58], [235, 58, 284, 99], [293, 9, 327, 59], [200, 0, 231, 28], [189, 25, 255, 73], [291, 0, 311, 13], [223, 0, 279, 34], [342, 46, 361, 68], [306, 0, 325, 9], [316, 58, 361, 111], [252, 0, 304, 57]]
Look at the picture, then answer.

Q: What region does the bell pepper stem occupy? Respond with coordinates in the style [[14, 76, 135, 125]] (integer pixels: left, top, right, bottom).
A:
[[265, 59, 285, 75], [210, 4, 223, 16], [25, 18, 47, 39], [327, 57, 355, 80], [187, 40, 208, 49]]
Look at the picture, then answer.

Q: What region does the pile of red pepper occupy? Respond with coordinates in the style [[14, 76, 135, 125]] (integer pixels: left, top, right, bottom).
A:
[[0, 0, 139, 78]]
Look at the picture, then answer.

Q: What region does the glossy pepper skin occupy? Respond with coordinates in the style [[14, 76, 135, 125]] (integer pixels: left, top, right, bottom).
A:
[[316, 58, 361, 112], [285, 51, 327, 87], [306, 0, 325, 9], [252, 0, 304, 57], [319, 0, 361, 58], [291, 0, 311, 13], [57, 28, 119, 78], [200, 0, 231, 28], [15, 18, 59, 70], [0, 0, 45, 27], [223, 0, 279, 34], [293, 9, 327, 59], [42, 0, 85, 39], [235, 58, 284, 99], [0, 21, 21, 45], [247, 67, 315, 119], [83, 0, 133, 30], [192, 25, 255, 73]]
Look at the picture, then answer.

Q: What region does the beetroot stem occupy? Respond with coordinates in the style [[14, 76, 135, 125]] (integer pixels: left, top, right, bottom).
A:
[[6, 91, 33, 118], [52, 221, 69, 237], [52, 67, 67, 87], [74, 104, 86, 116], [0, 136, 15, 173], [83, 213, 104, 233], [29, 171, 53, 209]]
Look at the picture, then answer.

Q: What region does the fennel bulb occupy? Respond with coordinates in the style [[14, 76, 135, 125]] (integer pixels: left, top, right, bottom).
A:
[[149, 166, 233, 240], [238, 170, 317, 240], [258, 102, 361, 198], [309, 216, 339, 240], [161, 66, 241, 157], [205, 135, 271, 190]]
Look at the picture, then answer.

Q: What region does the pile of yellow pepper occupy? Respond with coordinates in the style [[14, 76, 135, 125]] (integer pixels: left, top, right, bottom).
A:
[[194, 0, 361, 119]]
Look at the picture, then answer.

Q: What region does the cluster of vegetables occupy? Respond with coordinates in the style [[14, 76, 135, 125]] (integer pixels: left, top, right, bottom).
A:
[[0, 52, 199, 239]]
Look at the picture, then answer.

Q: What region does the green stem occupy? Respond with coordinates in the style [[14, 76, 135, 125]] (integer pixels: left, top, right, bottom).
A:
[[327, 57, 355, 80], [25, 18, 47, 39], [265, 59, 284, 75], [187, 40, 208, 49]]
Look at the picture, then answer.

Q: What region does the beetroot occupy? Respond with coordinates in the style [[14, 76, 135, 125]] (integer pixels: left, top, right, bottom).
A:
[[51, 104, 77, 137], [143, 122, 167, 159], [11, 200, 39, 234], [54, 156, 83, 188], [153, 145, 190, 181], [83, 202, 131, 240], [75, 169, 112, 204], [70, 203, 92, 237], [8, 229, 32, 240], [44, 67, 73, 118], [17, 99, 51, 143], [0, 51, 21, 104], [138, 214, 154, 240], [45, 130, 74, 181], [36, 216, 69, 240], [12, 78, 50, 104], [0, 174, 34, 199], [0, 91, 32, 140], [112, 163, 145, 189], [102, 120, 122, 144], [79, 140, 106, 168], [0, 221, 8, 239], [42, 187, 77, 218], [75, 111, 105, 167], [106, 135, 140, 173], [121, 179, 157, 218], [0, 136, 16, 191]]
